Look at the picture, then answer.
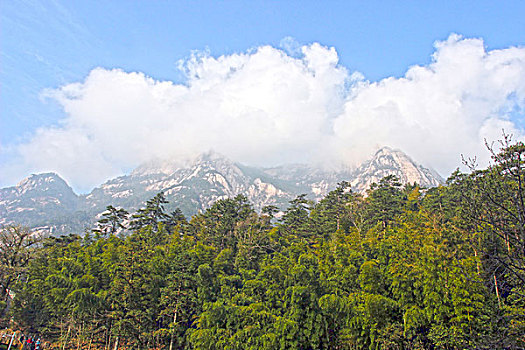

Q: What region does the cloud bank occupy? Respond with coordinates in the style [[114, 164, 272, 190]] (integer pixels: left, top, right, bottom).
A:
[[4, 34, 525, 192]]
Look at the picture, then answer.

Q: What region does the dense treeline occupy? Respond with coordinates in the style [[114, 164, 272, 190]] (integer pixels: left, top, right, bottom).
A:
[[1, 139, 525, 349]]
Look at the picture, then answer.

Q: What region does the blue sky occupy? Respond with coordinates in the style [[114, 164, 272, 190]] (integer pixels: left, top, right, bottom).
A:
[[1, 1, 525, 191]]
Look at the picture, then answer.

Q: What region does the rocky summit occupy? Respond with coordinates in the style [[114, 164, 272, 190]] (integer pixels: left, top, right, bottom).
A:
[[0, 147, 443, 235], [350, 147, 443, 193]]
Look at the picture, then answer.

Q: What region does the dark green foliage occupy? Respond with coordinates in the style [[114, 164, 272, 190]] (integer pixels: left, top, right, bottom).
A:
[[93, 205, 129, 236], [364, 175, 405, 229], [279, 194, 312, 241], [5, 140, 525, 349], [309, 181, 356, 240], [129, 192, 170, 231]]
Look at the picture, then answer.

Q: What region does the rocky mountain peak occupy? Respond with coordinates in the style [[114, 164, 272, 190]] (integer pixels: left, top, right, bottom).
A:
[[15, 172, 75, 196], [131, 159, 187, 177], [192, 151, 243, 175], [131, 151, 234, 177], [194, 150, 229, 163], [0, 172, 80, 230], [350, 146, 443, 193]]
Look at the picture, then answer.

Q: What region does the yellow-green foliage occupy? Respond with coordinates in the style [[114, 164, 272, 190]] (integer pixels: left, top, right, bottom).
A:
[[4, 141, 525, 349]]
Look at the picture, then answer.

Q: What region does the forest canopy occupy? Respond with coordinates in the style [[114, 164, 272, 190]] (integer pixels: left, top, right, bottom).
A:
[[1, 139, 525, 349]]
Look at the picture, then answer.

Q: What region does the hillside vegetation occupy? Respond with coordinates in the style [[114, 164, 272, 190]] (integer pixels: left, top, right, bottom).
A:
[[1, 139, 524, 349]]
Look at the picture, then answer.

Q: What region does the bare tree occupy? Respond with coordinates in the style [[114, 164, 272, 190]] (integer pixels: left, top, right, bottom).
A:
[[0, 225, 41, 317]]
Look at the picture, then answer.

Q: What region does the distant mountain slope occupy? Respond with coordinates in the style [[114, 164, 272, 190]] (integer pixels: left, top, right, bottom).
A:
[[0, 147, 443, 235]]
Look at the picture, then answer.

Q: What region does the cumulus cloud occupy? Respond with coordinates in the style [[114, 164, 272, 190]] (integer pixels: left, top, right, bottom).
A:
[[334, 34, 525, 171], [3, 34, 525, 192]]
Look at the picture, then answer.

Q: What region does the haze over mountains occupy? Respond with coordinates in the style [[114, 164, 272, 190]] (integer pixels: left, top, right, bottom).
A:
[[0, 147, 443, 235]]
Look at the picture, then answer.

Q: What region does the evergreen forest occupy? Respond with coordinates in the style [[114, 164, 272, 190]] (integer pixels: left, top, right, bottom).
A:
[[1, 139, 525, 349]]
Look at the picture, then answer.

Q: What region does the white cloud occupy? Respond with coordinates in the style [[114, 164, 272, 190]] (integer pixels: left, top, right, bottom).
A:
[[3, 34, 525, 192], [333, 34, 525, 171]]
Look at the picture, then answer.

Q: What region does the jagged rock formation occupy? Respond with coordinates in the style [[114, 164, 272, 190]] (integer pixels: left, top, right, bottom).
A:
[[0, 147, 443, 235]]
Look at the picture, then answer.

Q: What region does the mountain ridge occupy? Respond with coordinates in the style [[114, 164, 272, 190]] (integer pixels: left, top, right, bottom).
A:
[[0, 147, 443, 235]]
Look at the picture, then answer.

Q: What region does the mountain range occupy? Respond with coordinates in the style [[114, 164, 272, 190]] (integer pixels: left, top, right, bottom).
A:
[[0, 147, 443, 235]]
